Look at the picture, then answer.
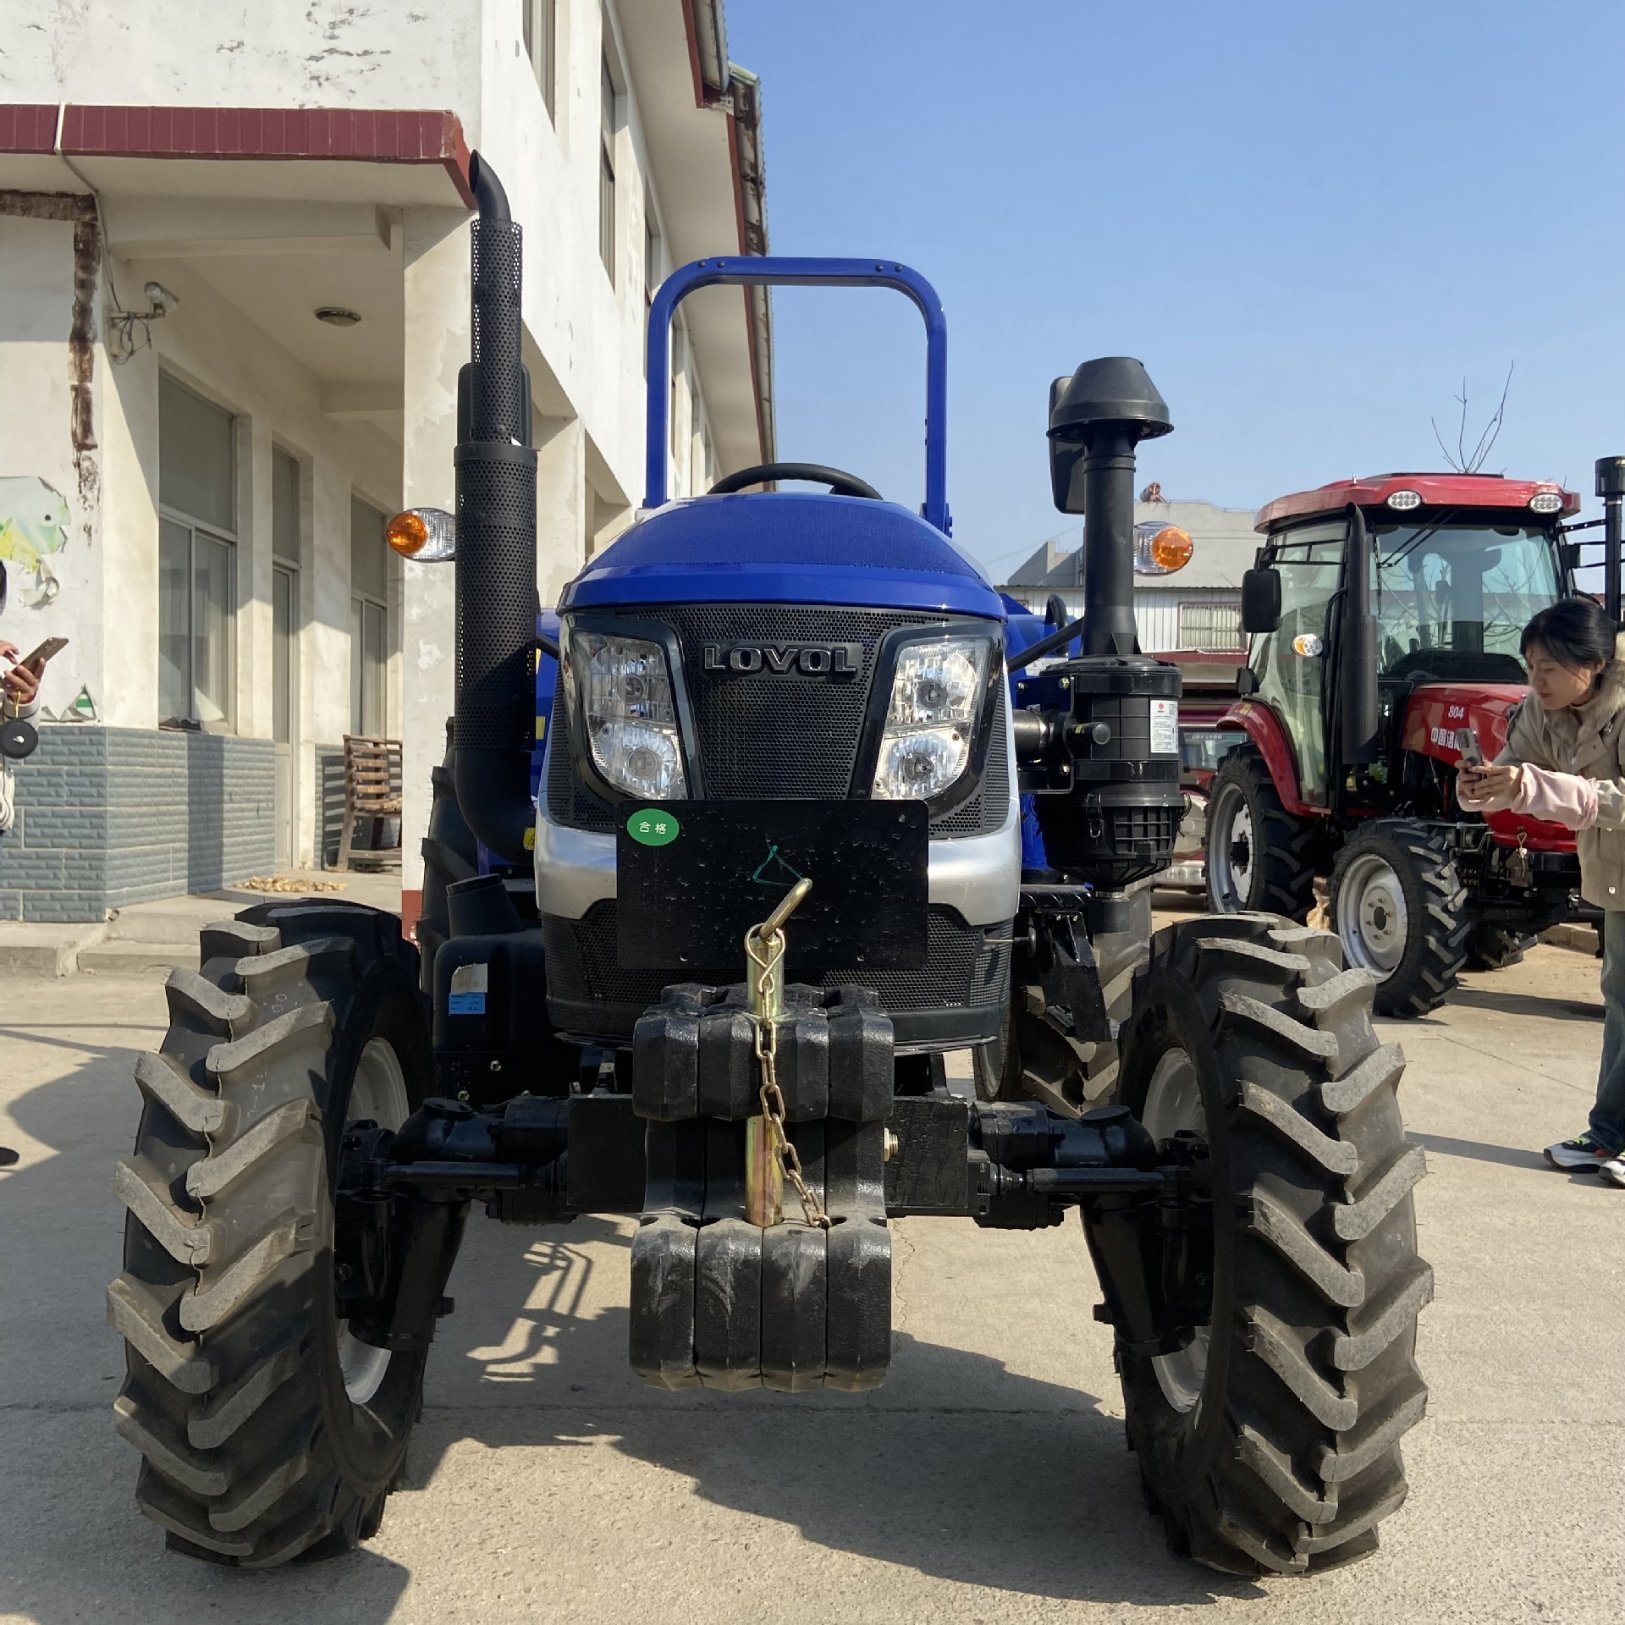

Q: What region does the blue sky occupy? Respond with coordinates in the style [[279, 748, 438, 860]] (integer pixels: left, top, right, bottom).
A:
[[723, 0, 1625, 581]]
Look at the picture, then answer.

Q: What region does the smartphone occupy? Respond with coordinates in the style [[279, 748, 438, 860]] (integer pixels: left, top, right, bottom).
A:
[[1456, 725, 1484, 767], [16, 636, 68, 668]]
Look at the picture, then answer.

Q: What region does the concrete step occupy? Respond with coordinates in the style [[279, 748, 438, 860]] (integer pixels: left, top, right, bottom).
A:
[[104, 905, 232, 945], [0, 923, 107, 977], [78, 940, 199, 976]]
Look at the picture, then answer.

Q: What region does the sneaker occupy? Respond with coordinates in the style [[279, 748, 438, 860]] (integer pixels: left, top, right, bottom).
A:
[[1600, 1157, 1625, 1189], [1544, 1133, 1619, 1172]]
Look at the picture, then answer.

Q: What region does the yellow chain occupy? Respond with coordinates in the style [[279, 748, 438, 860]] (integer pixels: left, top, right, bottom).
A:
[[748, 927, 831, 1230]]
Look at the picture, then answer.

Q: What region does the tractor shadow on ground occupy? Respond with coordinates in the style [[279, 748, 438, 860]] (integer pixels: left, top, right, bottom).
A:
[[1445, 984, 1603, 1024], [408, 1222, 1267, 1608]]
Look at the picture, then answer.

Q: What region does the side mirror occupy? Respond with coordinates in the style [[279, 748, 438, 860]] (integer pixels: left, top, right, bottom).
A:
[[1235, 666, 1258, 697], [1241, 566, 1282, 634], [1048, 376, 1087, 513]]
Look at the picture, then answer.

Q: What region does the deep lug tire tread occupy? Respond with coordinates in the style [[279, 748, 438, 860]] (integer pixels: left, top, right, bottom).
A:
[[1205, 747, 1319, 920], [1114, 911, 1430, 1575], [1329, 821, 1470, 1019], [109, 906, 431, 1566]]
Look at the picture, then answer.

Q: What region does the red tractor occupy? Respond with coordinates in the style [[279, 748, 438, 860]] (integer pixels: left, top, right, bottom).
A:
[[1205, 464, 1624, 1016]]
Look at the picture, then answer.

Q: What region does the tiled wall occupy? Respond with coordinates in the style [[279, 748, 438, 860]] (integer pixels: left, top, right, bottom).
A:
[[0, 726, 275, 921]]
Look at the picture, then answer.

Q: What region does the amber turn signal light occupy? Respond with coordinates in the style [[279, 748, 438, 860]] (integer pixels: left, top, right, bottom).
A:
[[386, 508, 456, 562], [1147, 525, 1193, 573]]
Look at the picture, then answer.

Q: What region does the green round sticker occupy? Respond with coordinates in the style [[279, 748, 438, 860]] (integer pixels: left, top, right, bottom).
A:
[[627, 808, 680, 847]]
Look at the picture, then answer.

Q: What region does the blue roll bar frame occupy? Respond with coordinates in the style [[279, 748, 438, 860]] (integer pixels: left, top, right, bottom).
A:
[[644, 256, 951, 535]]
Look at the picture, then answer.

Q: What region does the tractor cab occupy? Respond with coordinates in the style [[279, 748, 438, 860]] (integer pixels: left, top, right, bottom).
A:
[[1205, 469, 1609, 1017], [1243, 473, 1576, 809]]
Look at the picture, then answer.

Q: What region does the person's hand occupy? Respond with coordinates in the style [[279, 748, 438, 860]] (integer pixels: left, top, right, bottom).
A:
[[1463, 763, 1518, 799], [1459, 761, 1521, 812], [0, 642, 42, 706]]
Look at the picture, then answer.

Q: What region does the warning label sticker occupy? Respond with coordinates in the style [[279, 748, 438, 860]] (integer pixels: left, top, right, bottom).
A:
[[1150, 699, 1179, 756]]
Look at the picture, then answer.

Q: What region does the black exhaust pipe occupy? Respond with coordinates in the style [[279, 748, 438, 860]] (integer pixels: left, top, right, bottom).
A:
[[1023, 358, 1184, 902], [453, 154, 538, 866], [1048, 358, 1172, 657], [1597, 456, 1625, 628]]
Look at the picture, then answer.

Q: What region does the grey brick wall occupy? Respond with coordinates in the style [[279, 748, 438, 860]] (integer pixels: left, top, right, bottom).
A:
[[0, 727, 276, 922]]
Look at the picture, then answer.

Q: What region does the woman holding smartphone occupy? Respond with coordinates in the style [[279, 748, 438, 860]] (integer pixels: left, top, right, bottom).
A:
[[1459, 597, 1625, 1186]]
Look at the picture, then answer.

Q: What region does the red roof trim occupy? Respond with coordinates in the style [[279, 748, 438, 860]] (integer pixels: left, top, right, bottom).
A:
[[1258, 472, 1580, 533], [0, 103, 474, 207]]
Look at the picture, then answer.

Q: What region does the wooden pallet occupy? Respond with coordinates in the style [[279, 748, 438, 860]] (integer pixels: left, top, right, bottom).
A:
[[335, 734, 403, 873]]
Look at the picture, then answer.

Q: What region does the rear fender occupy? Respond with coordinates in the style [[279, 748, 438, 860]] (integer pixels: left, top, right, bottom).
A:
[[1217, 700, 1324, 818]]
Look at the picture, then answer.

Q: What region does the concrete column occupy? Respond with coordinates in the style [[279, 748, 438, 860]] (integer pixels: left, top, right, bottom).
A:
[[237, 415, 273, 742], [0, 212, 110, 727], [537, 413, 586, 608], [399, 206, 472, 923], [98, 321, 159, 729]]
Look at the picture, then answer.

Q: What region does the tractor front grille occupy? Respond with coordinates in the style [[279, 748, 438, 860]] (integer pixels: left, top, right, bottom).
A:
[[547, 605, 1008, 838]]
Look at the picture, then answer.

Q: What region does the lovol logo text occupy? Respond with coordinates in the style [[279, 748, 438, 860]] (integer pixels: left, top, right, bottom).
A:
[[702, 642, 861, 677]]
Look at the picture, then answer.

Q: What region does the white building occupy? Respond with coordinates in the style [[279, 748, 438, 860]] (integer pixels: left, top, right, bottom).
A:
[[1000, 499, 1259, 653], [0, 0, 772, 925]]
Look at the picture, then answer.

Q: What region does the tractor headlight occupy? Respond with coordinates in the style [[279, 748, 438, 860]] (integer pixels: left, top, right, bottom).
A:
[[565, 631, 688, 799], [872, 637, 990, 800]]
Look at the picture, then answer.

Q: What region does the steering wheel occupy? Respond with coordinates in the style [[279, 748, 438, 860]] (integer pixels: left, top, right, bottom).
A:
[[708, 462, 883, 500]]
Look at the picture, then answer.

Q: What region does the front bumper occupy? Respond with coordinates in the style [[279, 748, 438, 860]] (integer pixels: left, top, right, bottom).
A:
[[534, 803, 1021, 928]]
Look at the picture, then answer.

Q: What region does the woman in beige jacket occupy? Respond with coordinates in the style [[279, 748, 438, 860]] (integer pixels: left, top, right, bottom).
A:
[[1459, 597, 1625, 1185]]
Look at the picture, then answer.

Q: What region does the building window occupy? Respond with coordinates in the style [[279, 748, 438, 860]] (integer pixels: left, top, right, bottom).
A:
[[644, 193, 661, 307], [350, 497, 391, 737], [689, 375, 703, 492], [158, 375, 236, 729], [1178, 599, 1244, 651], [523, 0, 556, 120], [670, 321, 686, 480], [643, 192, 661, 376], [271, 449, 302, 748], [599, 55, 618, 281]]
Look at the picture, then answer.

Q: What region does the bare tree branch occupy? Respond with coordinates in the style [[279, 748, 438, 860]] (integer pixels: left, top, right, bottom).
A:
[[1429, 364, 1515, 474], [1431, 414, 1458, 470], [1465, 361, 1514, 473]]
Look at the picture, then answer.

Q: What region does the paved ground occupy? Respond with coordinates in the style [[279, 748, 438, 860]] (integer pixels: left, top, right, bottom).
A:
[[2, 935, 1622, 1624]]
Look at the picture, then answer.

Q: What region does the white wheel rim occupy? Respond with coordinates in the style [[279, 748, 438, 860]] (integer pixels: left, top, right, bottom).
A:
[[338, 1037, 410, 1406], [1209, 789, 1254, 908], [1339, 853, 1407, 979], [1141, 1047, 1211, 1418]]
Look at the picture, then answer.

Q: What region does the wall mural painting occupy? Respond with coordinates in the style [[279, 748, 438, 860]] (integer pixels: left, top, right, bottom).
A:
[[0, 476, 69, 608]]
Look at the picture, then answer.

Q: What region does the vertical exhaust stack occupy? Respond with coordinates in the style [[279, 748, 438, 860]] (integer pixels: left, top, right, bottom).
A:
[[453, 154, 538, 866], [1597, 456, 1625, 628], [1026, 358, 1184, 908], [1049, 358, 1172, 657]]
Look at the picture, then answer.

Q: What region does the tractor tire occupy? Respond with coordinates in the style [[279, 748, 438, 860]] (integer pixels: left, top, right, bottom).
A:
[[1205, 746, 1318, 921], [1113, 912, 1430, 1575], [1329, 822, 1469, 1019], [417, 717, 479, 994], [973, 997, 1023, 1102], [108, 902, 434, 1566], [1465, 922, 1532, 972]]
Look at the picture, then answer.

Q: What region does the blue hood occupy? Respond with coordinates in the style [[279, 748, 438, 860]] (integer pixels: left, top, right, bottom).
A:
[[560, 492, 1004, 619]]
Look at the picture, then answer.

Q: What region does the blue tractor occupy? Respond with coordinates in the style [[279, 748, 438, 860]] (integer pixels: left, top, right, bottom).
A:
[[111, 157, 1429, 1575]]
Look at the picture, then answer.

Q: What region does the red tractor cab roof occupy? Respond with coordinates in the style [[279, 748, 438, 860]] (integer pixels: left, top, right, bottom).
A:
[[1256, 472, 1580, 534]]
